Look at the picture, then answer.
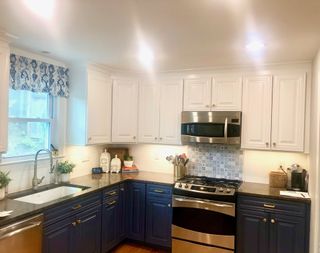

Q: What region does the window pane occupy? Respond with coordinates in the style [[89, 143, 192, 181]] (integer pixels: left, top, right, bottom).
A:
[[8, 89, 50, 119], [5, 121, 50, 157]]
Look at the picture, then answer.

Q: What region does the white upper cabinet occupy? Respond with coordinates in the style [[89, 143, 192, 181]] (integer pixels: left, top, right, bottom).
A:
[[241, 75, 273, 150], [212, 75, 242, 111], [68, 65, 112, 145], [159, 79, 183, 145], [183, 75, 242, 111], [138, 81, 160, 143], [271, 72, 306, 152], [0, 42, 9, 153], [183, 77, 211, 111], [86, 70, 112, 144], [112, 78, 139, 143]]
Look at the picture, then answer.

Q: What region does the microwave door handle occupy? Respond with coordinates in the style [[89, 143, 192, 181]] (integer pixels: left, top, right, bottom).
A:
[[224, 117, 228, 144]]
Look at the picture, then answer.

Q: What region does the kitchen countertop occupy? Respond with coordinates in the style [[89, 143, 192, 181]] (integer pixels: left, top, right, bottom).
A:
[[0, 171, 174, 227], [238, 181, 311, 204], [0, 173, 311, 228]]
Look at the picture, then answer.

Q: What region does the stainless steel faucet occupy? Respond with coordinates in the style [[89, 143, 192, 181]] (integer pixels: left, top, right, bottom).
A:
[[32, 149, 54, 189]]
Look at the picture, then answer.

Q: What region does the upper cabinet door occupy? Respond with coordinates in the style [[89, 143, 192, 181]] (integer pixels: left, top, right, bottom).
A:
[[212, 75, 242, 111], [183, 77, 211, 111], [241, 75, 273, 150], [159, 79, 183, 145], [138, 81, 160, 143], [0, 43, 9, 153], [86, 70, 112, 144], [112, 78, 139, 143], [271, 73, 306, 152]]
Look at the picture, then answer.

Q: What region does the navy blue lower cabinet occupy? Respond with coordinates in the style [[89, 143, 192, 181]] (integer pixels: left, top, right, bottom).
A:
[[237, 209, 269, 253], [43, 216, 74, 253], [269, 213, 305, 253], [145, 196, 172, 247], [127, 182, 146, 241]]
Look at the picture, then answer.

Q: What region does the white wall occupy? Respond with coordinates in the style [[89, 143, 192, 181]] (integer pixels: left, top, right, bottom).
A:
[[309, 49, 320, 253]]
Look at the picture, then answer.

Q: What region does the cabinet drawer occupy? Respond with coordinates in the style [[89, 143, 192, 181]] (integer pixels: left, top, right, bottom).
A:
[[103, 185, 119, 198], [238, 195, 307, 217], [147, 184, 172, 198], [44, 192, 101, 226]]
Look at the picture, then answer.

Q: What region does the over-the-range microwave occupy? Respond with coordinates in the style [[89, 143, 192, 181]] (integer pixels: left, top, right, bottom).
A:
[[181, 111, 242, 145]]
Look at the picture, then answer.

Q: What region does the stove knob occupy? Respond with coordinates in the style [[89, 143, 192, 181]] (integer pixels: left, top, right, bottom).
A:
[[218, 187, 224, 192], [200, 187, 205, 190], [179, 183, 183, 188], [226, 188, 231, 193], [184, 184, 189, 189]]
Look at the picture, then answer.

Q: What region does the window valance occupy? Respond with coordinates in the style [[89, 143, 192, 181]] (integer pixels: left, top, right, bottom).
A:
[[9, 54, 70, 98]]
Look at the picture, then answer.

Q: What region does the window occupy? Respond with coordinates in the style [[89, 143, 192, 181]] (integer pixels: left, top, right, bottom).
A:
[[4, 89, 53, 158]]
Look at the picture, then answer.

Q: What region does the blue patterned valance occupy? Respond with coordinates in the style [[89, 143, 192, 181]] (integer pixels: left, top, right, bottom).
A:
[[9, 54, 69, 98]]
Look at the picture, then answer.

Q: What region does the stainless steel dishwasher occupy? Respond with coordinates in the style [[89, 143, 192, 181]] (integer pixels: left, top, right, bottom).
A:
[[0, 214, 43, 253]]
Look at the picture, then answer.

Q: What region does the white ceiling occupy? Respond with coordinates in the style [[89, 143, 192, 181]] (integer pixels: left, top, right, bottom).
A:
[[0, 0, 320, 71]]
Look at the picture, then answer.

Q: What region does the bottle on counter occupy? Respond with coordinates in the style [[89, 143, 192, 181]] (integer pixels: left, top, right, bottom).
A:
[[110, 154, 121, 173], [100, 149, 111, 173]]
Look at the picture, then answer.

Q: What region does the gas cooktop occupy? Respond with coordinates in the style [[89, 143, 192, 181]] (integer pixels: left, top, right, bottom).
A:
[[173, 176, 242, 201]]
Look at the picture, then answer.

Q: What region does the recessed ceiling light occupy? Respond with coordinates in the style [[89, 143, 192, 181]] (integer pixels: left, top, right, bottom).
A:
[[138, 41, 154, 70], [246, 41, 265, 52], [23, 0, 55, 19]]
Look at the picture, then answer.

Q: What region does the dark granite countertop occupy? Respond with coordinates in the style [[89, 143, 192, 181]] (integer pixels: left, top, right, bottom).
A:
[[0, 171, 174, 227], [238, 181, 311, 204]]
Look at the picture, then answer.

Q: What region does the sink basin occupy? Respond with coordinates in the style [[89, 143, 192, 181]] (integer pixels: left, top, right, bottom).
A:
[[14, 185, 86, 205]]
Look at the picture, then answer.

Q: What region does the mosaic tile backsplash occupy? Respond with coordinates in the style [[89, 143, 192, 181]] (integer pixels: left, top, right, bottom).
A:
[[186, 144, 243, 180]]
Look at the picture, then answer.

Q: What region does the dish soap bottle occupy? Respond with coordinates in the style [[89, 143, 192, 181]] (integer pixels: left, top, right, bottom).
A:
[[100, 149, 111, 173]]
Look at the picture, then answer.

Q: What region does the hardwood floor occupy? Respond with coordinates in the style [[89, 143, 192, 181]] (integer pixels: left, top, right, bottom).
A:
[[111, 242, 170, 253]]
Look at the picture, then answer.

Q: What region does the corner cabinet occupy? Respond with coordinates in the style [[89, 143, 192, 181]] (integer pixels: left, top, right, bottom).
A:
[[138, 78, 183, 145], [183, 75, 242, 111], [241, 72, 307, 152], [237, 195, 310, 253], [112, 78, 139, 143], [0, 41, 9, 153], [68, 65, 112, 145]]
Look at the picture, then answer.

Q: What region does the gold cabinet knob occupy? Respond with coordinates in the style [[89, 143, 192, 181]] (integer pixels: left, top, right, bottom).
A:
[[262, 218, 267, 223], [265, 142, 269, 146], [273, 142, 276, 146], [72, 221, 77, 227], [271, 219, 276, 224]]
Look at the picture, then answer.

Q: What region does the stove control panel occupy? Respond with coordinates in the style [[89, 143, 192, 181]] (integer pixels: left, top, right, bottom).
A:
[[174, 182, 235, 195]]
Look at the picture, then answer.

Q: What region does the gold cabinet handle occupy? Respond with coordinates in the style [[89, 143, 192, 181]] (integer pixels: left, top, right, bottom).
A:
[[271, 219, 276, 224], [76, 219, 81, 224], [107, 200, 117, 206], [263, 203, 275, 209], [107, 191, 117, 196], [72, 204, 82, 210], [262, 218, 267, 223]]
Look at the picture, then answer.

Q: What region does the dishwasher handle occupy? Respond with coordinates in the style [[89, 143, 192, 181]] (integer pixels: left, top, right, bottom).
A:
[[0, 214, 43, 241]]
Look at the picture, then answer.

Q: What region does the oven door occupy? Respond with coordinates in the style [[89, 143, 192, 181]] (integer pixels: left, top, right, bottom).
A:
[[172, 196, 235, 252]]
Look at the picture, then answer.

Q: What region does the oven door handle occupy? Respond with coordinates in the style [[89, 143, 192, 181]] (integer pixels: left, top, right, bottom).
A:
[[173, 197, 235, 217], [224, 117, 228, 144]]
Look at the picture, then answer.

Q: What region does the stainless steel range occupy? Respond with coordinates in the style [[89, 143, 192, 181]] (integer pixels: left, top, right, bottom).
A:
[[172, 176, 242, 253]]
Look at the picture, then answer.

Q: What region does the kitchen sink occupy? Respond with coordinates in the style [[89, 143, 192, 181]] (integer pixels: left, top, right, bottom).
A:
[[12, 184, 90, 205]]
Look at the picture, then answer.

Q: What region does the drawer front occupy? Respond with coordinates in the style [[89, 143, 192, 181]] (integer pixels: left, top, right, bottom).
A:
[[103, 185, 119, 199], [147, 183, 172, 199], [44, 192, 101, 226], [237, 195, 307, 217]]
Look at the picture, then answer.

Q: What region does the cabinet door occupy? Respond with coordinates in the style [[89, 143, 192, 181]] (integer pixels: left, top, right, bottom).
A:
[[128, 182, 146, 241], [118, 184, 127, 241], [73, 206, 101, 253], [159, 79, 183, 144], [0, 43, 9, 153], [43, 217, 74, 253], [237, 209, 269, 253], [101, 199, 118, 253], [269, 214, 306, 253], [86, 69, 112, 144], [183, 77, 211, 111], [112, 78, 138, 143], [138, 81, 160, 143], [241, 75, 273, 150], [146, 197, 172, 247], [271, 73, 306, 152], [212, 75, 242, 111]]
